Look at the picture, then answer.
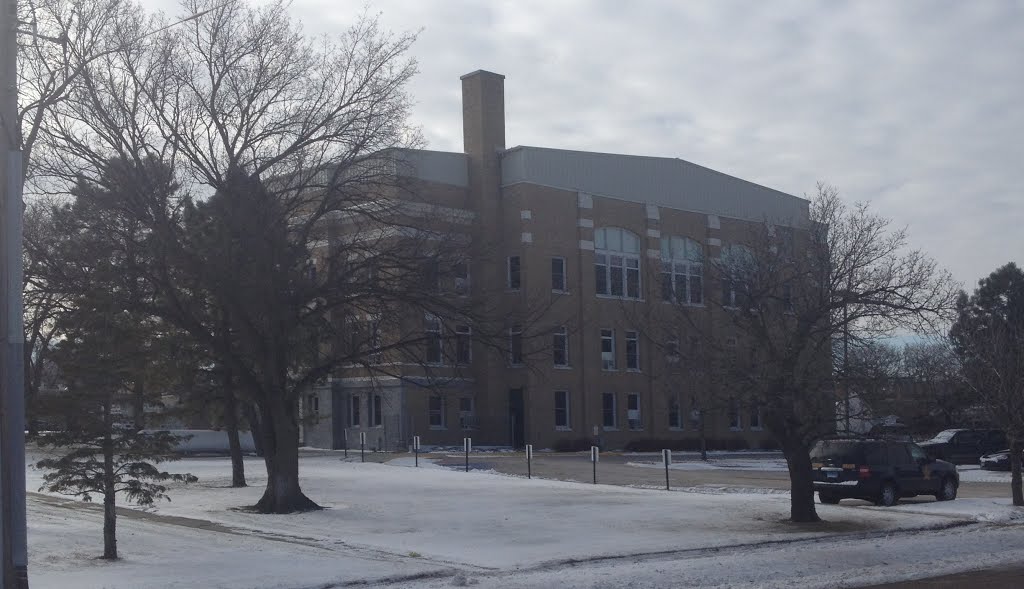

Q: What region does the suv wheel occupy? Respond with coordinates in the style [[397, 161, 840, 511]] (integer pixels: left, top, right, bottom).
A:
[[877, 482, 898, 507], [937, 478, 957, 501], [818, 492, 840, 505]]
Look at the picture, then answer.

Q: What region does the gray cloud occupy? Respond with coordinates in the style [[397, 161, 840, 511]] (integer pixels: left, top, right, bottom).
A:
[[148, 0, 1023, 289]]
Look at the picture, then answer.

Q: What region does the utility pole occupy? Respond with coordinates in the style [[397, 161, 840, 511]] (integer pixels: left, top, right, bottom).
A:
[[0, 0, 28, 586]]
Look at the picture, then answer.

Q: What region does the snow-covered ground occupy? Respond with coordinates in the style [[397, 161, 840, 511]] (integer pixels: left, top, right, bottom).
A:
[[25, 453, 1024, 589]]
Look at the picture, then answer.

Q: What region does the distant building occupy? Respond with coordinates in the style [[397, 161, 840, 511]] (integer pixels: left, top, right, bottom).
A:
[[302, 71, 811, 452]]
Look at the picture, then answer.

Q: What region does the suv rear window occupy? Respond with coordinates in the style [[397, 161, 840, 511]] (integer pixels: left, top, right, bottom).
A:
[[810, 441, 865, 465]]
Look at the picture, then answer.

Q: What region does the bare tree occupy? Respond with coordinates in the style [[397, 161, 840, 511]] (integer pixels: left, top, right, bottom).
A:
[[679, 183, 957, 523], [950, 262, 1024, 506]]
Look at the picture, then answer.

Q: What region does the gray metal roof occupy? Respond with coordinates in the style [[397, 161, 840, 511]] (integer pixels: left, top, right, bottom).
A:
[[392, 149, 468, 187], [500, 146, 809, 225]]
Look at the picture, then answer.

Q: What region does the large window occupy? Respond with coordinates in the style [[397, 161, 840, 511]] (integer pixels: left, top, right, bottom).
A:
[[425, 314, 442, 364], [350, 394, 361, 427], [429, 395, 446, 428], [455, 325, 472, 365], [601, 393, 617, 429], [553, 327, 569, 367], [459, 397, 476, 429], [627, 393, 642, 430], [660, 236, 703, 304], [454, 260, 470, 296], [728, 398, 743, 430], [507, 256, 521, 290], [668, 394, 683, 429], [625, 330, 640, 371], [348, 318, 382, 364], [721, 244, 753, 308], [372, 394, 383, 427], [749, 402, 762, 430], [420, 259, 440, 292], [509, 325, 524, 366], [600, 328, 616, 370], [308, 394, 319, 415], [554, 391, 570, 429], [595, 227, 641, 299], [551, 257, 567, 292]]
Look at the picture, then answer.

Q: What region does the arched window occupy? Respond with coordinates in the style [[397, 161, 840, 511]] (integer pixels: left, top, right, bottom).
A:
[[660, 236, 703, 304], [595, 227, 641, 299], [720, 243, 753, 308]]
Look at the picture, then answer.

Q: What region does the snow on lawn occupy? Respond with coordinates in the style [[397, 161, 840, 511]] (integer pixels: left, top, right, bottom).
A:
[[28, 498, 438, 589], [627, 458, 790, 471], [25, 453, 1024, 589], [957, 465, 1014, 483]]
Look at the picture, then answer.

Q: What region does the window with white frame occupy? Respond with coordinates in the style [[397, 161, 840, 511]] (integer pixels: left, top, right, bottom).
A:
[[720, 244, 753, 308], [600, 328, 616, 370], [507, 256, 521, 290], [749, 401, 762, 430], [601, 393, 617, 429], [728, 398, 743, 430], [553, 326, 569, 367], [428, 395, 446, 428], [308, 394, 319, 415], [350, 394, 361, 427], [455, 325, 472, 365], [554, 390, 570, 429], [372, 394, 382, 427], [625, 330, 640, 371], [459, 397, 476, 429], [668, 394, 683, 429], [509, 325, 523, 366], [595, 227, 642, 299], [424, 314, 442, 364], [627, 393, 643, 430], [551, 257, 567, 292], [660, 236, 703, 304]]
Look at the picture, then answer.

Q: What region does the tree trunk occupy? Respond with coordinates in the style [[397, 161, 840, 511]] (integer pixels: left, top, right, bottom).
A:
[[222, 369, 246, 487], [783, 440, 821, 523], [244, 402, 265, 457], [102, 425, 118, 559], [1011, 440, 1023, 507], [253, 398, 319, 513]]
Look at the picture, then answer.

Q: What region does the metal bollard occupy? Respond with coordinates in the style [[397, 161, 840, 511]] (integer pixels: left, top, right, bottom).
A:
[[526, 444, 533, 479], [662, 449, 672, 491]]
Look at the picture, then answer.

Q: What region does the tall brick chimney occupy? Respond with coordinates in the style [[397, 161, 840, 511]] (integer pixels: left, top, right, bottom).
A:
[[461, 70, 506, 161]]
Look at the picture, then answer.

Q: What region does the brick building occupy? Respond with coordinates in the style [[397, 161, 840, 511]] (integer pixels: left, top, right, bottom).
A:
[[302, 70, 811, 452]]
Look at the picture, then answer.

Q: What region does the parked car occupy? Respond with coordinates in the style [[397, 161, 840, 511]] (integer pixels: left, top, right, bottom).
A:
[[811, 438, 958, 506], [918, 429, 1007, 465], [980, 448, 1023, 471]]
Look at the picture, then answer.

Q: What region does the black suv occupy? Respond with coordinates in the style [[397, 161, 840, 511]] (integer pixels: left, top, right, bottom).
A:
[[918, 429, 1007, 465], [811, 439, 958, 506]]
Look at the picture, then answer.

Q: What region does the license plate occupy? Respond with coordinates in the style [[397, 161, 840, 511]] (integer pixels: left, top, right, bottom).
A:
[[827, 471, 838, 479]]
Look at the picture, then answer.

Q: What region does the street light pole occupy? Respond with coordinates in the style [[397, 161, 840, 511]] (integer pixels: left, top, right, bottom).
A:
[[0, 0, 28, 586]]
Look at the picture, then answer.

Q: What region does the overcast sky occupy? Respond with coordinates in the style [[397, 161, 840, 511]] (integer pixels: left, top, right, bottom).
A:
[[150, 0, 1023, 289]]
